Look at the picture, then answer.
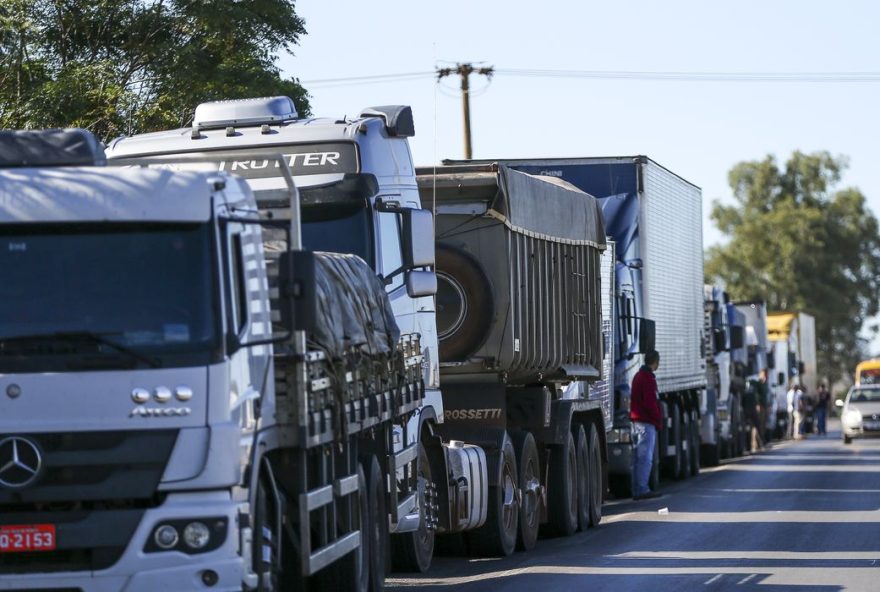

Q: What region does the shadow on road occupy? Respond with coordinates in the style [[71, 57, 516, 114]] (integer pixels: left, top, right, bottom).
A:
[[388, 420, 879, 591]]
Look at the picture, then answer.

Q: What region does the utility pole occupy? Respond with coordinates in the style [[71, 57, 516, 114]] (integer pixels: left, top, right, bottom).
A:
[[437, 63, 494, 159]]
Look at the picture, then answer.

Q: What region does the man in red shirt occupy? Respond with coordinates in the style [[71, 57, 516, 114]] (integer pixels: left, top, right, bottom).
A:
[[630, 349, 662, 500]]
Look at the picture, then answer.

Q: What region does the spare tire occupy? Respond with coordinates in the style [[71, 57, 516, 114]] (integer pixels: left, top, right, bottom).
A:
[[435, 244, 494, 361]]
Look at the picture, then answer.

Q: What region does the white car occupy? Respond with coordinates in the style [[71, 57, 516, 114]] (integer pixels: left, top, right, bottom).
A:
[[839, 386, 880, 444]]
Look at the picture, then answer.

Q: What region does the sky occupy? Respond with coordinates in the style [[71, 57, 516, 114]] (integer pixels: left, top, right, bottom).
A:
[[278, 0, 880, 355]]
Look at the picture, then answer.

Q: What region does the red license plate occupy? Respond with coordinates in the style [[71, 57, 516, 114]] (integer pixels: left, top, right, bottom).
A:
[[0, 524, 56, 552]]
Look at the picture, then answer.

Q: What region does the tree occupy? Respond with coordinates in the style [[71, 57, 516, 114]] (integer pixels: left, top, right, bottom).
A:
[[706, 151, 880, 385], [0, 0, 311, 140]]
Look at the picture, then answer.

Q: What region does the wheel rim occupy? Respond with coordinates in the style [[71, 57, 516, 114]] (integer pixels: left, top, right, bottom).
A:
[[568, 445, 577, 521], [436, 272, 468, 339], [501, 462, 518, 534], [522, 455, 540, 530], [417, 459, 434, 553]]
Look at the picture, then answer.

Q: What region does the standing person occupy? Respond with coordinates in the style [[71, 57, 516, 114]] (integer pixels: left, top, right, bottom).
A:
[[786, 381, 798, 439], [630, 350, 663, 500], [742, 379, 763, 451], [816, 383, 830, 436], [756, 369, 771, 444], [792, 385, 805, 439]]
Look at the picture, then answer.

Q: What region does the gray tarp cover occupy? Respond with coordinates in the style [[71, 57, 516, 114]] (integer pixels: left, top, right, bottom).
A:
[[0, 129, 106, 168], [309, 251, 400, 358], [495, 166, 606, 247]]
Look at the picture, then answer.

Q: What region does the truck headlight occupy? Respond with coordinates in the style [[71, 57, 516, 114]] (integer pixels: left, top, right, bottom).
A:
[[146, 518, 227, 554], [154, 525, 179, 549], [183, 522, 211, 550]]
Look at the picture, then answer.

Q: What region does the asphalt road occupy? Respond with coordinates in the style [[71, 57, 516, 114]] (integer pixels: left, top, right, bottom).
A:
[[388, 419, 880, 592]]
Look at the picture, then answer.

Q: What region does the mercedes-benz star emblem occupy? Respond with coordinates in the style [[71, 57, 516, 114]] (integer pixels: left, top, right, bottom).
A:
[[0, 437, 43, 488]]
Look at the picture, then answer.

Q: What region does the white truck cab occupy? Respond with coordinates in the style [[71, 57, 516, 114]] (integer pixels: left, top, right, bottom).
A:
[[0, 129, 272, 591]]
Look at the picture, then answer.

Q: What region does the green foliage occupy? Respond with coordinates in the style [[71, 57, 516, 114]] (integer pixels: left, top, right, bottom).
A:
[[706, 151, 880, 384], [0, 0, 311, 140]]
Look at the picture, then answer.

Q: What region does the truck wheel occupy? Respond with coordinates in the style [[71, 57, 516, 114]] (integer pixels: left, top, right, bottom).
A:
[[466, 436, 518, 557], [676, 408, 691, 480], [391, 444, 434, 573], [511, 431, 540, 551], [253, 477, 280, 591], [843, 434, 852, 445], [574, 425, 590, 531], [313, 464, 369, 592], [587, 424, 603, 527], [435, 245, 494, 361], [609, 474, 632, 499], [365, 456, 387, 592], [689, 411, 701, 476], [547, 430, 578, 537], [663, 405, 682, 479], [702, 442, 720, 467]]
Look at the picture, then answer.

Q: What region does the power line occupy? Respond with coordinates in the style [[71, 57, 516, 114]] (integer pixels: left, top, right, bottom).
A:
[[495, 68, 880, 82], [303, 71, 434, 87], [302, 69, 880, 86]]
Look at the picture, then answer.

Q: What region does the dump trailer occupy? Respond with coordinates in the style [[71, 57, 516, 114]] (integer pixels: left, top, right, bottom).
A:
[[0, 128, 426, 592], [414, 163, 611, 558], [445, 156, 707, 492]]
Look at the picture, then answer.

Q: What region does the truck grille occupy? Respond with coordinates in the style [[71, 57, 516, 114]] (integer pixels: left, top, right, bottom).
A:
[[0, 430, 178, 506], [0, 430, 177, 574]]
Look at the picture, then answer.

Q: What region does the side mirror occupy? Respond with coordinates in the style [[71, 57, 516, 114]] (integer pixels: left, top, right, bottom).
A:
[[777, 372, 785, 386], [402, 208, 435, 268], [768, 354, 775, 369], [712, 328, 726, 354], [729, 326, 744, 350], [835, 399, 844, 408], [798, 361, 805, 375], [406, 270, 437, 298], [638, 318, 656, 354], [278, 250, 318, 333]]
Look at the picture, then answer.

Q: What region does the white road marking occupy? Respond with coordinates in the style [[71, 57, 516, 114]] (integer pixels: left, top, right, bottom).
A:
[[387, 566, 880, 590], [615, 551, 880, 560], [737, 573, 757, 585], [605, 510, 880, 523], [704, 574, 723, 584]]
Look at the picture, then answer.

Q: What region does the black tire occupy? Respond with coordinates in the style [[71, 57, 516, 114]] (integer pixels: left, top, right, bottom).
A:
[[608, 474, 632, 499], [587, 424, 603, 527], [365, 456, 387, 592], [435, 245, 494, 361], [391, 444, 434, 573], [511, 431, 540, 551], [677, 408, 692, 480], [663, 405, 683, 479], [253, 477, 280, 592], [689, 411, 701, 476], [466, 435, 518, 557], [702, 442, 720, 467], [312, 465, 369, 592], [843, 435, 852, 445], [547, 430, 578, 537], [574, 425, 590, 532]]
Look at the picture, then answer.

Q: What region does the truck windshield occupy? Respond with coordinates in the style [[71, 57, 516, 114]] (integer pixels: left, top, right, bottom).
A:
[[0, 223, 219, 372], [301, 199, 373, 267]]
